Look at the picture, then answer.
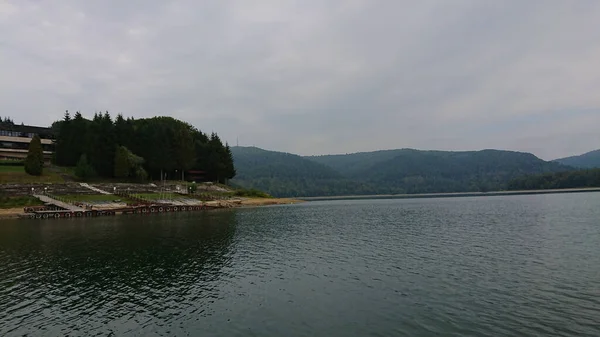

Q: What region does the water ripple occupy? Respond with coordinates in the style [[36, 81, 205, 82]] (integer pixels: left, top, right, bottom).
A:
[[1, 194, 600, 336]]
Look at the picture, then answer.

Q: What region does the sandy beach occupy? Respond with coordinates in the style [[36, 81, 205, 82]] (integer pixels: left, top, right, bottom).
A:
[[0, 208, 25, 219], [239, 198, 303, 206]]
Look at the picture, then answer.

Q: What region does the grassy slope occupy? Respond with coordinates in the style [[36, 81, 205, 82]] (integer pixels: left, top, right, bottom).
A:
[[0, 166, 64, 184], [0, 196, 44, 209]]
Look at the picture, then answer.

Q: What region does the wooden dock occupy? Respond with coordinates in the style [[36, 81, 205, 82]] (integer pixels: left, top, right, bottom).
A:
[[33, 194, 86, 211], [23, 194, 214, 220]]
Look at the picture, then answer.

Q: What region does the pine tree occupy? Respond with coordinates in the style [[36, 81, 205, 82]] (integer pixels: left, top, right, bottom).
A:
[[70, 111, 88, 164], [54, 111, 73, 166], [172, 124, 196, 177], [24, 134, 44, 176], [223, 143, 236, 182]]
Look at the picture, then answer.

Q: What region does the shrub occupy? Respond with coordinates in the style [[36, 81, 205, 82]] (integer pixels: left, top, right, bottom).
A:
[[24, 135, 44, 176]]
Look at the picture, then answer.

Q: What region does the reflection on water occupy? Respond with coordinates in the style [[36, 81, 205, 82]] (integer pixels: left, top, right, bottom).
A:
[[0, 211, 236, 336]]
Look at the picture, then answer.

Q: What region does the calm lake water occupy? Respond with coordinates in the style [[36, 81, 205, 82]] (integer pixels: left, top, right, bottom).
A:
[[1, 193, 600, 336]]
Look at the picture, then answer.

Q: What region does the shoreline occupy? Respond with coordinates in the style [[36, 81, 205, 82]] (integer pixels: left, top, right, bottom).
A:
[[0, 198, 304, 220], [3, 187, 598, 219], [298, 187, 600, 201], [0, 208, 26, 219]]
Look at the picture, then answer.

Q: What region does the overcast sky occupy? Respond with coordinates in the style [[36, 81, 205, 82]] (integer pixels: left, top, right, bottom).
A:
[[1, 1, 599, 160]]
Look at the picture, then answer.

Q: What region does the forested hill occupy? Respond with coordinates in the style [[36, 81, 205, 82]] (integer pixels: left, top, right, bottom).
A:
[[230, 147, 377, 197], [306, 149, 403, 177], [52, 112, 236, 183], [554, 150, 600, 168], [232, 147, 572, 197], [507, 169, 600, 190]]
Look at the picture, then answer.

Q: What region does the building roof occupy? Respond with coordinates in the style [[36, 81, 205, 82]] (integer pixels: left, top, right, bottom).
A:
[[0, 124, 53, 137]]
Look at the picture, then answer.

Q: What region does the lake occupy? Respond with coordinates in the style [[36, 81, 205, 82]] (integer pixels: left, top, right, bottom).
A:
[[1, 193, 599, 336]]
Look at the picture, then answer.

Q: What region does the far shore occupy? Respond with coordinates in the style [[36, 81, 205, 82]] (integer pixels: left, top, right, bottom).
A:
[[297, 187, 600, 201], [2, 187, 598, 219]]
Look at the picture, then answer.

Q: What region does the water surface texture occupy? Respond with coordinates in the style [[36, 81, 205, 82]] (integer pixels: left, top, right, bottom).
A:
[[1, 193, 599, 336]]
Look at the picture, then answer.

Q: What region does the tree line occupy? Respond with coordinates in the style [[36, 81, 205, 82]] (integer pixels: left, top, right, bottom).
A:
[[52, 111, 236, 183], [506, 169, 600, 190], [0, 117, 14, 127], [232, 147, 572, 197]]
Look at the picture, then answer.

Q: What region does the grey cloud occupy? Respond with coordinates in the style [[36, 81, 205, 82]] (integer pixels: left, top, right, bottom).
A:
[[1, 0, 599, 160]]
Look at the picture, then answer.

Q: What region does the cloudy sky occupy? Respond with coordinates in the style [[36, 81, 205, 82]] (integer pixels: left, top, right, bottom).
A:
[[1, 0, 599, 160]]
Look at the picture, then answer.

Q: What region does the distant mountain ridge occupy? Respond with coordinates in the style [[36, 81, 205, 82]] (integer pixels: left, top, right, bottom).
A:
[[554, 150, 600, 168], [230, 147, 378, 197], [232, 146, 572, 197]]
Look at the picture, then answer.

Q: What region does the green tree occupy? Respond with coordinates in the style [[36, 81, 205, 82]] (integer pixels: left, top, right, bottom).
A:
[[50, 112, 234, 182], [54, 111, 72, 166], [70, 111, 88, 164], [24, 134, 44, 176], [172, 124, 196, 178], [86, 112, 116, 177], [114, 114, 135, 149], [206, 133, 226, 182], [114, 145, 145, 180], [114, 146, 129, 178], [223, 143, 236, 183], [74, 154, 97, 181]]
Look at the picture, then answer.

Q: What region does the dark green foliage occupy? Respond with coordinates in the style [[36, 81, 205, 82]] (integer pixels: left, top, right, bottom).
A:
[[0, 116, 14, 127], [114, 146, 130, 178], [234, 147, 572, 197], [53, 111, 72, 165], [114, 146, 146, 181], [231, 147, 378, 197], [87, 112, 117, 177], [53, 113, 234, 183], [233, 188, 272, 198], [74, 154, 97, 181], [223, 144, 236, 182], [507, 169, 600, 190], [307, 149, 403, 177], [307, 149, 570, 194], [554, 149, 600, 169], [202, 134, 235, 183], [24, 134, 44, 176]]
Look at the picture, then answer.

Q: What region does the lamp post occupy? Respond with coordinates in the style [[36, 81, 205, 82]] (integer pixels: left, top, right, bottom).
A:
[[44, 187, 47, 195]]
